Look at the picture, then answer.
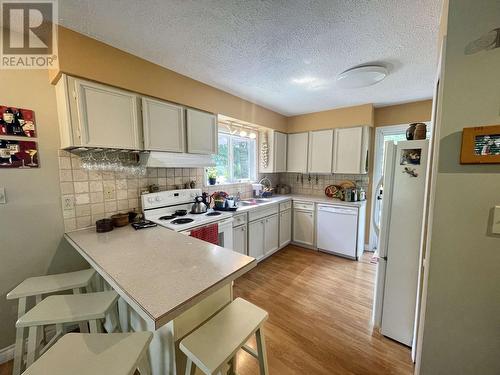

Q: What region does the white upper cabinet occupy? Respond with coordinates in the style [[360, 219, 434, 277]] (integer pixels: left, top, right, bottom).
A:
[[186, 108, 218, 155], [259, 130, 287, 173], [287, 132, 309, 173], [142, 97, 185, 152], [57, 75, 142, 150], [333, 126, 370, 174], [308, 129, 334, 173]]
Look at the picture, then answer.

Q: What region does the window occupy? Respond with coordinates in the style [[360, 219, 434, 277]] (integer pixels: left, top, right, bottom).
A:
[[208, 131, 256, 184]]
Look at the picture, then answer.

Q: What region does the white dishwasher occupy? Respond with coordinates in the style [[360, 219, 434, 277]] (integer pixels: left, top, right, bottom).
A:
[[317, 204, 359, 260]]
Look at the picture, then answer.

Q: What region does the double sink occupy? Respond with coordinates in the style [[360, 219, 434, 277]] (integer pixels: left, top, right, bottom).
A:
[[237, 198, 272, 207]]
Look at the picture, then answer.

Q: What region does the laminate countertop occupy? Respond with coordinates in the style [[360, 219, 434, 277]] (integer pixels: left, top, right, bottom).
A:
[[231, 194, 366, 213], [65, 226, 256, 330]]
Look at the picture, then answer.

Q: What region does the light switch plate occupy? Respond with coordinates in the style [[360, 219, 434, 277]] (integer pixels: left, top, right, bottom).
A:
[[0, 187, 5, 204], [493, 206, 500, 235]]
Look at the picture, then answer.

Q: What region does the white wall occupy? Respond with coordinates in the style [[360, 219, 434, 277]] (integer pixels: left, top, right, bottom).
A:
[[0, 70, 87, 349], [419, 1, 500, 374]]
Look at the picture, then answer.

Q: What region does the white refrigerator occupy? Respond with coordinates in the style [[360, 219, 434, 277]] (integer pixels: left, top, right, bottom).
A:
[[372, 139, 429, 347]]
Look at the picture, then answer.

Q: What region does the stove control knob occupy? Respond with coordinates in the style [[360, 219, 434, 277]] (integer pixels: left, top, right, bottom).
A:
[[155, 196, 162, 202], [147, 197, 154, 203]]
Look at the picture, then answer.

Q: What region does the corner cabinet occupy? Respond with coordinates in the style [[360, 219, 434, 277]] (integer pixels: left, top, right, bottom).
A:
[[287, 132, 309, 173], [333, 126, 370, 174], [56, 75, 142, 150], [308, 129, 334, 173], [142, 97, 185, 152], [259, 130, 287, 173], [186, 108, 218, 155]]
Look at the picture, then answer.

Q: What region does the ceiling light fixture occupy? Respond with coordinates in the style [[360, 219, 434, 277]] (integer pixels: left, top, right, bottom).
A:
[[291, 76, 318, 85], [336, 65, 388, 89]]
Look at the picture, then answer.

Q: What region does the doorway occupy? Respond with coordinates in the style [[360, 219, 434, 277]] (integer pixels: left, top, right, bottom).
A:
[[369, 124, 431, 251]]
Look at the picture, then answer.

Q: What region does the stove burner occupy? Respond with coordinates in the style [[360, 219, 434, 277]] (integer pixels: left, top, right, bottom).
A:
[[159, 215, 176, 220], [206, 212, 222, 216], [171, 218, 194, 225]]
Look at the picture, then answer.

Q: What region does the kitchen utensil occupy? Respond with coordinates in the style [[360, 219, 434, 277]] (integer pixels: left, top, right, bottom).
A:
[[131, 220, 157, 230], [128, 211, 138, 223], [191, 196, 208, 214], [339, 180, 356, 189], [111, 213, 129, 227], [325, 185, 340, 198], [96, 219, 114, 233], [201, 192, 212, 207], [175, 209, 188, 216]]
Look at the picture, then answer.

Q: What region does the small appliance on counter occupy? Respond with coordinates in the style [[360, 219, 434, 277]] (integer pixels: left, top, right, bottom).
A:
[[191, 196, 208, 214]]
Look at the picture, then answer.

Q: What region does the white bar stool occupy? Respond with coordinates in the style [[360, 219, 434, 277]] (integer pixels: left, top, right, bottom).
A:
[[21, 332, 153, 375], [180, 298, 269, 375], [7, 269, 96, 375], [16, 291, 120, 369]]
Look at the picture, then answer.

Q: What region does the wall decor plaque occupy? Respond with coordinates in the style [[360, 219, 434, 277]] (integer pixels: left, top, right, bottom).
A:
[[0, 106, 36, 137], [0, 139, 39, 168], [461, 125, 500, 164]]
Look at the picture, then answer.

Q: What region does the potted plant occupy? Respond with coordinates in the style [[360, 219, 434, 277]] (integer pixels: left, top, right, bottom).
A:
[[207, 168, 217, 185]]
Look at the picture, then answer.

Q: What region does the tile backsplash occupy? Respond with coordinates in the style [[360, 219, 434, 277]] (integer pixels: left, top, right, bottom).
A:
[[279, 173, 369, 196], [59, 151, 258, 231]]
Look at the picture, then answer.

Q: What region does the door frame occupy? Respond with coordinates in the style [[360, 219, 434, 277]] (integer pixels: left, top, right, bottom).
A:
[[368, 124, 409, 251]]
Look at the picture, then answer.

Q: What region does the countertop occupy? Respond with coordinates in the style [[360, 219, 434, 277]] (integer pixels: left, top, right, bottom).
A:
[[65, 226, 256, 330], [232, 194, 366, 213]]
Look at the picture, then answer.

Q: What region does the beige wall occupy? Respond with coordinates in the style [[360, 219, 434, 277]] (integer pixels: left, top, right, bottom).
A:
[[374, 100, 432, 127], [51, 27, 287, 132], [0, 70, 88, 349], [286, 103, 374, 132], [419, 0, 500, 373]]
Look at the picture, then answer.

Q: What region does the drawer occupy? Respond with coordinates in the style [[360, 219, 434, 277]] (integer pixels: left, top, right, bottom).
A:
[[279, 200, 292, 212], [232, 213, 247, 227], [249, 204, 279, 222], [293, 201, 315, 211]]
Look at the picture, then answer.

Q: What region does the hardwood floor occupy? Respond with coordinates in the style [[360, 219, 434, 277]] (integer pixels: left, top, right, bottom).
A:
[[0, 245, 413, 375], [233, 245, 414, 375]]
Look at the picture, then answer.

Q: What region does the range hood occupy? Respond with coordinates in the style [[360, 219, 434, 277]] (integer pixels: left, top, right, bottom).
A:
[[140, 151, 215, 168]]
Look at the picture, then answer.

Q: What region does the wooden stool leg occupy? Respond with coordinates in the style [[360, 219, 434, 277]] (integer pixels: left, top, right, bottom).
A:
[[13, 297, 27, 375], [73, 288, 89, 333], [255, 328, 269, 375], [89, 319, 103, 333], [185, 358, 196, 375], [26, 325, 39, 367], [137, 353, 152, 375]]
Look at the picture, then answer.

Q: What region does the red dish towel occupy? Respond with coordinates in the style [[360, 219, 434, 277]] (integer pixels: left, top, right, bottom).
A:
[[190, 223, 219, 245]]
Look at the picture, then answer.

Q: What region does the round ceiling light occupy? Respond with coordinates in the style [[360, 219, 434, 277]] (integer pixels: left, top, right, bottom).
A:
[[336, 65, 388, 89]]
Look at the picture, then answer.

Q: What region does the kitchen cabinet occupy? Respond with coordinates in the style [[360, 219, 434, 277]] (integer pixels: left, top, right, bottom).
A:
[[287, 132, 309, 173], [308, 129, 334, 173], [264, 214, 279, 255], [186, 108, 218, 154], [248, 220, 265, 260], [279, 209, 292, 248], [293, 202, 315, 247], [142, 97, 185, 152], [56, 75, 142, 150], [232, 225, 247, 255], [259, 130, 287, 173], [333, 126, 370, 174]]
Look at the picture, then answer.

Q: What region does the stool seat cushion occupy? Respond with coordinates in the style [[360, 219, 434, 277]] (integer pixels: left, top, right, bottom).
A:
[[180, 298, 268, 374], [22, 332, 152, 375], [7, 269, 96, 300], [16, 291, 119, 328]]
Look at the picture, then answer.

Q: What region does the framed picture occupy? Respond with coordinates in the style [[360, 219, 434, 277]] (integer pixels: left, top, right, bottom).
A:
[[400, 148, 422, 165], [0, 139, 39, 168], [461, 125, 500, 164], [0, 106, 36, 137]]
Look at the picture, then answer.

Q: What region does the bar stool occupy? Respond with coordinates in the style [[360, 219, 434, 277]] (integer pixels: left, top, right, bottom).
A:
[[7, 269, 96, 375], [16, 291, 120, 370], [180, 298, 269, 375], [21, 332, 152, 375]]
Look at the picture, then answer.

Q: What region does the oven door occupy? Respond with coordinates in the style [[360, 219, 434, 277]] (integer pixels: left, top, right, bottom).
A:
[[180, 218, 234, 249]]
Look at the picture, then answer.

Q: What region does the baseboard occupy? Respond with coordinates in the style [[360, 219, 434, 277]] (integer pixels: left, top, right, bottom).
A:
[[0, 343, 15, 365]]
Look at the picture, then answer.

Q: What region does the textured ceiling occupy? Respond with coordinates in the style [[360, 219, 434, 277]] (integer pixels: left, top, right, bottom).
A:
[[58, 0, 441, 116]]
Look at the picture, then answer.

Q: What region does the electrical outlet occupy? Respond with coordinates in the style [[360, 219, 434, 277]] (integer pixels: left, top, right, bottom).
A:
[[104, 186, 115, 200], [0, 187, 6, 204], [62, 196, 74, 211]]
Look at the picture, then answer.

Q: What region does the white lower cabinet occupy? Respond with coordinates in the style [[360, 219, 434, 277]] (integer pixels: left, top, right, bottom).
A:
[[248, 219, 265, 260], [293, 208, 315, 247], [232, 224, 247, 255], [264, 214, 279, 256], [279, 209, 292, 248]]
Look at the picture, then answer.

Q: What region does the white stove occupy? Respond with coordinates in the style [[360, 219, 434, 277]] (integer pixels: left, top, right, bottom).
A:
[[141, 189, 234, 247]]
